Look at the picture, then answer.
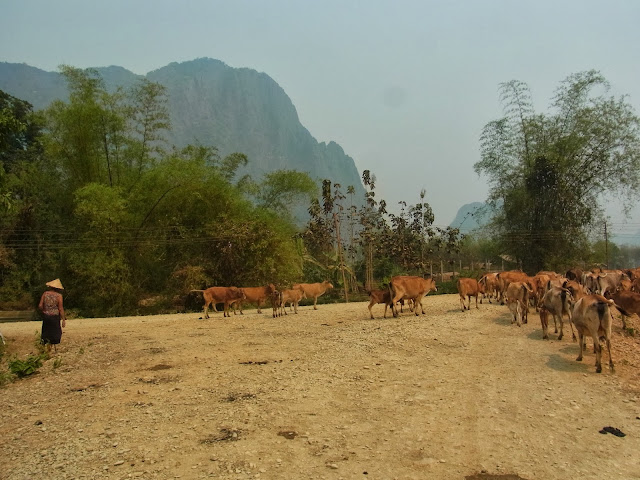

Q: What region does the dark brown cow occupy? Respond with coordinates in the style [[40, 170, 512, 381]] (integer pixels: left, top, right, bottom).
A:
[[565, 268, 584, 284], [457, 278, 483, 311], [624, 267, 640, 281], [193, 286, 246, 318], [389, 276, 437, 317], [605, 290, 640, 329], [270, 289, 284, 318], [234, 284, 276, 314], [367, 289, 393, 319], [572, 295, 616, 373], [292, 281, 334, 310]]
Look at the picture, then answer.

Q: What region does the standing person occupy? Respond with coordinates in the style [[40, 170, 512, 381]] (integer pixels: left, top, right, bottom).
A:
[[38, 278, 67, 352]]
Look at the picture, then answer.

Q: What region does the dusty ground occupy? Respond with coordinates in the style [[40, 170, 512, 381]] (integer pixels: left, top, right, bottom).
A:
[[1, 294, 640, 480]]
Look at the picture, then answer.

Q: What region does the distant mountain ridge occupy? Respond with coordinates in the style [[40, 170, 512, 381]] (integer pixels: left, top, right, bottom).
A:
[[0, 58, 364, 200], [449, 202, 494, 233]]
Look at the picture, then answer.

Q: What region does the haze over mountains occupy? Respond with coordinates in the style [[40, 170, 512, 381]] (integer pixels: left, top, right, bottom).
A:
[[0, 57, 365, 204], [3, 57, 639, 244]]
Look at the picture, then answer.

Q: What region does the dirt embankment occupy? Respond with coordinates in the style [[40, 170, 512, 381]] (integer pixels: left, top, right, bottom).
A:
[[1, 294, 640, 480]]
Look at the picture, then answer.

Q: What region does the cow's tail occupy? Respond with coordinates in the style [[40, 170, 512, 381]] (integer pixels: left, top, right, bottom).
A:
[[596, 301, 608, 321], [611, 301, 631, 317]]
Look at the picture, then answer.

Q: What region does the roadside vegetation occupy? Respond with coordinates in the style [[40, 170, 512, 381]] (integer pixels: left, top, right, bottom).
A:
[[1, 67, 639, 318]]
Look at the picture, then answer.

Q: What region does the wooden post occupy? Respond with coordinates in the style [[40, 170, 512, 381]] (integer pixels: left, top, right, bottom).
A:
[[333, 213, 348, 303]]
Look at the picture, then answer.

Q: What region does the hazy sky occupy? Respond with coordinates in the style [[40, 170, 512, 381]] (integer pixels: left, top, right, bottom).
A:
[[2, 0, 640, 236]]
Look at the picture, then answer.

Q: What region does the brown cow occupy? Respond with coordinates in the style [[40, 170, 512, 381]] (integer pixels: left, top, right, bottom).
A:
[[538, 270, 561, 278], [389, 276, 437, 317], [193, 286, 246, 318], [529, 274, 551, 310], [496, 270, 528, 304], [478, 272, 499, 304], [605, 290, 640, 329], [504, 281, 532, 326], [270, 289, 284, 318], [292, 281, 334, 310], [281, 288, 305, 314], [367, 289, 394, 319], [563, 280, 588, 302], [572, 295, 616, 373], [565, 268, 584, 284], [457, 278, 483, 311], [235, 284, 276, 314], [624, 267, 640, 281], [618, 278, 632, 291]]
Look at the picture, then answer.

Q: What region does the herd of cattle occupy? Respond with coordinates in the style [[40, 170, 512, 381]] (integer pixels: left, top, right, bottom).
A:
[[192, 281, 335, 319], [455, 267, 640, 373], [194, 269, 640, 373], [365, 268, 640, 373]]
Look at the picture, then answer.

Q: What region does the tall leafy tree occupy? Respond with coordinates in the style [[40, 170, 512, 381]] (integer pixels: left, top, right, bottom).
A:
[[475, 71, 640, 272]]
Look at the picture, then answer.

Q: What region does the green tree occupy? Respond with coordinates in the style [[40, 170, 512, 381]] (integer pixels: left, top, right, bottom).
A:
[[254, 169, 317, 217], [45, 66, 169, 192], [475, 71, 640, 272]]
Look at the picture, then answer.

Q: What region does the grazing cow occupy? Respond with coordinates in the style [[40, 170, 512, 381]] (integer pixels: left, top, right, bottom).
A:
[[631, 278, 640, 293], [389, 275, 437, 317], [367, 289, 393, 319], [604, 290, 640, 329], [504, 281, 532, 326], [193, 286, 246, 318], [270, 289, 284, 317], [572, 295, 616, 373], [540, 286, 574, 340], [478, 273, 499, 304], [281, 288, 305, 314], [457, 277, 483, 311], [292, 281, 334, 310], [235, 284, 276, 314]]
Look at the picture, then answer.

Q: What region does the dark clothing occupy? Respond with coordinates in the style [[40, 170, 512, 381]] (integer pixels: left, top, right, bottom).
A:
[[41, 313, 62, 345]]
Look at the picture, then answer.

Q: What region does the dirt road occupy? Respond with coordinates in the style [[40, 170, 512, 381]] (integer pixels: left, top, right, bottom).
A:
[[1, 294, 639, 480]]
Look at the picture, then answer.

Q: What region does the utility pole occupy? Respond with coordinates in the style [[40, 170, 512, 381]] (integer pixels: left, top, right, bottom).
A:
[[604, 221, 609, 268]]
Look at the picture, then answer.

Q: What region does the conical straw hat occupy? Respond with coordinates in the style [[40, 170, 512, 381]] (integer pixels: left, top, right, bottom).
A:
[[46, 278, 64, 290]]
